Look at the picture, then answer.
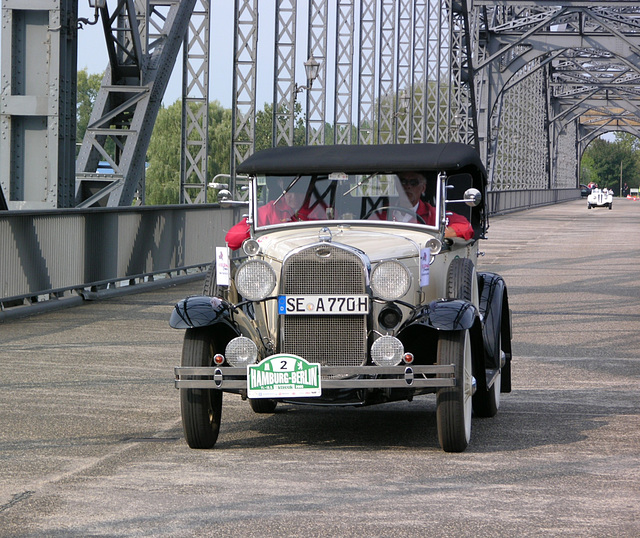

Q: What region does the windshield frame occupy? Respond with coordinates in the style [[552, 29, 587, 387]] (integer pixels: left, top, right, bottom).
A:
[[249, 172, 443, 235]]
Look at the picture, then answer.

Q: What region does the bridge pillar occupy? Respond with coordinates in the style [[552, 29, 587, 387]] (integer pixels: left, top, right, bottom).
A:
[[0, 0, 77, 209]]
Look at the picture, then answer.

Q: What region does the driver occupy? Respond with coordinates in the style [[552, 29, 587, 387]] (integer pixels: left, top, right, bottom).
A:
[[397, 172, 474, 240]]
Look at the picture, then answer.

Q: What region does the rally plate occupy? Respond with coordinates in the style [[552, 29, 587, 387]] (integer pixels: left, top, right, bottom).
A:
[[248, 355, 321, 398]]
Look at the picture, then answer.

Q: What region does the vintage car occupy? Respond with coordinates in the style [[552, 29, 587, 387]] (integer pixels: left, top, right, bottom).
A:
[[587, 188, 613, 209], [170, 143, 513, 453]]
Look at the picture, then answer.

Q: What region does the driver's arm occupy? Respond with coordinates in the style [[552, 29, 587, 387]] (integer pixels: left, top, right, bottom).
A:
[[445, 212, 474, 240]]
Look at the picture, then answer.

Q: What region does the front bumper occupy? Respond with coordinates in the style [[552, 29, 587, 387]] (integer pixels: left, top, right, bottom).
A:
[[174, 364, 456, 390]]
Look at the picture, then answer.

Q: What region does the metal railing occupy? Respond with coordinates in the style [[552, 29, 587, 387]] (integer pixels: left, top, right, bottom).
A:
[[487, 188, 580, 216], [1, 188, 580, 319], [1, 204, 234, 319]]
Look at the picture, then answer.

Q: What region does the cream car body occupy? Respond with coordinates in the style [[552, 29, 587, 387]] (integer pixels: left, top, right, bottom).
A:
[[170, 143, 513, 453]]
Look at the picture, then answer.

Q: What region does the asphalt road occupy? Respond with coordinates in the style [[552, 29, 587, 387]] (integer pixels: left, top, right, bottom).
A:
[[1, 198, 639, 537]]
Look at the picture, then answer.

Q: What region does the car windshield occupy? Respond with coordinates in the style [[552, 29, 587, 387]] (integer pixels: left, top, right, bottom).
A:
[[252, 172, 441, 230]]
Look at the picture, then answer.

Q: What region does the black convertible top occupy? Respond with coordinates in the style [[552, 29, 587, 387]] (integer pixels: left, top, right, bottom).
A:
[[237, 142, 486, 177]]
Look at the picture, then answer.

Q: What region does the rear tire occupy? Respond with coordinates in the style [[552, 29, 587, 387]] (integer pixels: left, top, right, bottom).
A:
[[180, 328, 222, 449], [473, 333, 501, 418], [437, 330, 473, 452], [203, 262, 219, 297]]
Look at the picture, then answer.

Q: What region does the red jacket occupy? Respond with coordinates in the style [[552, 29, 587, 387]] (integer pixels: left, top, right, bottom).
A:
[[226, 198, 473, 250]]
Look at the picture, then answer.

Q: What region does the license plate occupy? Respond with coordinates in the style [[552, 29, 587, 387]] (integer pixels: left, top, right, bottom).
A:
[[278, 294, 369, 315]]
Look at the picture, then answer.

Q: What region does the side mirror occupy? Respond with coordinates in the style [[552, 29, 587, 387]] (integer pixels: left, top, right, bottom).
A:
[[445, 187, 482, 207], [463, 188, 482, 207], [217, 189, 233, 208], [208, 174, 250, 208]]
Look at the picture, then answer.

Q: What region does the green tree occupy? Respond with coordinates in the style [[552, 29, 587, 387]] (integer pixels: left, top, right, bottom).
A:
[[145, 101, 182, 204], [581, 135, 640, 195], [146, 100, 233, 205], [208, 101, 232, 179], [255, 101, 306, 150], [76, 68, 103, 153]]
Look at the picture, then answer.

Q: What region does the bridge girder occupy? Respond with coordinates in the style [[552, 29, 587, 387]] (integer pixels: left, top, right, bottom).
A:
[[3, 1, 640, 210], [473, 2, 640, 191]]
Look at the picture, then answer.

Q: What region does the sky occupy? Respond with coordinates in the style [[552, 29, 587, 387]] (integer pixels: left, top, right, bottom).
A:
[[76, 1, 297, 109], [78, 2, 236, 107]]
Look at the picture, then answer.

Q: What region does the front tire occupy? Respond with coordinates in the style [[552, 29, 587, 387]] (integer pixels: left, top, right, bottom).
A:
[[249, 399, 278, 413], [437, 330, 473, 452], [180, 328, 222, 449]]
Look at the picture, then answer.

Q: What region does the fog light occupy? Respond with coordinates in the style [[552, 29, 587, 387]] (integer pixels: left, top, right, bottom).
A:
[[225, 337, 258, 367], [371, 336, 404, 367]]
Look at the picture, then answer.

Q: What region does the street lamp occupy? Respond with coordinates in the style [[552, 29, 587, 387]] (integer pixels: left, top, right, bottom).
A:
[[78, 0, 106, 29], [294, 55, 320, 98], [619, 160, 623, 197], [393, 90, 411, 117]]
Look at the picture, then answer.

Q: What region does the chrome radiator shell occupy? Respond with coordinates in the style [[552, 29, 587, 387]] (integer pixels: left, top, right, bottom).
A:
[[280, 244, 368, 367]]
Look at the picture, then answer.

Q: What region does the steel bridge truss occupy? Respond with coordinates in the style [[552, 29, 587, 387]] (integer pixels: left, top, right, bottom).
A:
[[473, 1, 640, 191], [2, 1, 640, 209], [74, 0, 196, 207], [230, 0, 479, 196]]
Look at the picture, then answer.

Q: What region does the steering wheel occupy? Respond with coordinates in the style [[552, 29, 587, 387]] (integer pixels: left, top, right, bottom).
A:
[[364, 206, 427, 225]]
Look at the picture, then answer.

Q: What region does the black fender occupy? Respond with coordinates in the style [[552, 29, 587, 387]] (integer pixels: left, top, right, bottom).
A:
[[399, 299, 484, 381], [424, 299, 478, 331], [170, 295, 266, 357], [170, 295, 236, 330], [478, 271, 513, 392]]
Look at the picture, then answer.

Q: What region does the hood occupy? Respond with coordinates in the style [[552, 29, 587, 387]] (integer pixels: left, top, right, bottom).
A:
[[256, 224, 430, 262]]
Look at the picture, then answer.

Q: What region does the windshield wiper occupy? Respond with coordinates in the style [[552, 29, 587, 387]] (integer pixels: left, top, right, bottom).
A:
[[273, 175, 302, 206], [343, 173, 378, 196]]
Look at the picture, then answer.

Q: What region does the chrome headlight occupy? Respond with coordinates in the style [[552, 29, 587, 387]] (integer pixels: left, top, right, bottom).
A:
[[225, 337, 258, 367], [371, 336, 404, 367], [235, 259, 276, 301], [370, 261, 411, 301]]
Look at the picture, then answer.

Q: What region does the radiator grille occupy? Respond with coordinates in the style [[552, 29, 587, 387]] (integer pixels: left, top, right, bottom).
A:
[[282, 316, 367, 367], [282, 245, 365, 294], [281, 245, 367, 367]]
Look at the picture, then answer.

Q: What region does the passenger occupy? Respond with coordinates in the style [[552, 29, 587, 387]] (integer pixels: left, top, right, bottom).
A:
[[225, 178, 325, 250], [397, 172, 474, 240]]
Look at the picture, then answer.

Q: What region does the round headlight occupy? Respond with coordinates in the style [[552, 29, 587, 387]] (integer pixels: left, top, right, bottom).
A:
[[225, 337, 258, 367], [235, 260, 276, 301], [371, 336, 404, 367], [371, 261, 411, 301]]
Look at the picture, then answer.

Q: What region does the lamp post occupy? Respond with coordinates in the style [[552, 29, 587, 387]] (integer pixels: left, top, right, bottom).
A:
[[78, 0, 106, 28], [619, 160, 623, 197], [393, 90, 411, 117], [293, 55, 320, 144], [294, 55, 320, 98]]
